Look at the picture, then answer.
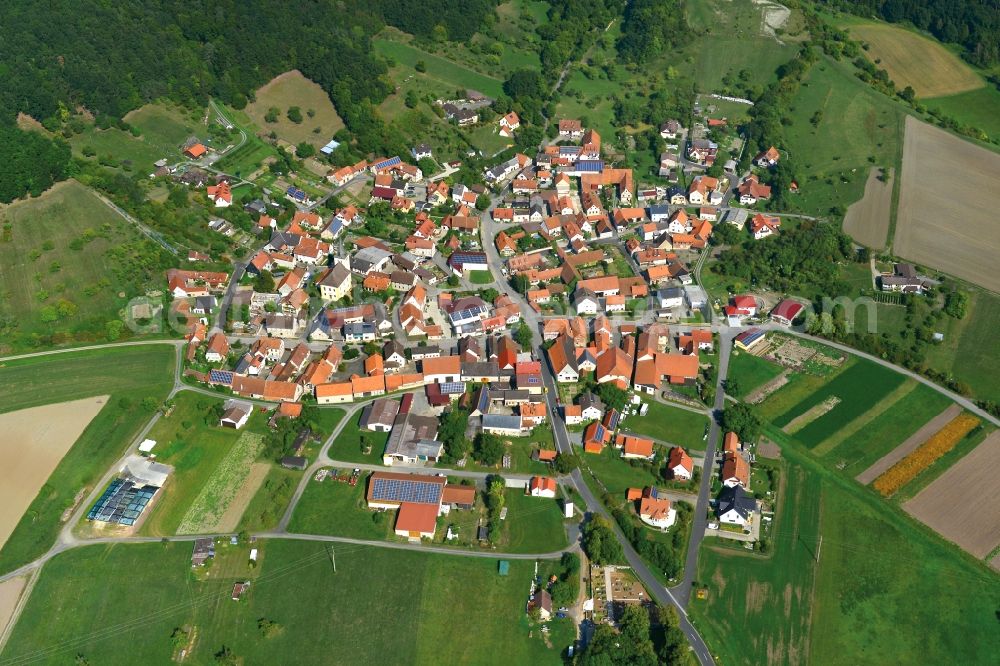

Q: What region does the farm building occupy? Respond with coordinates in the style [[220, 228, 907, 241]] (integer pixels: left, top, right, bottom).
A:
[[86, 479, 158, 526]]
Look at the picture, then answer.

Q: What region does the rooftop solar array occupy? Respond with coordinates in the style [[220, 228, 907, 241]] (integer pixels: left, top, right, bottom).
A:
[[87, 479, 157, 526], [577, 160, 604, 172], [209, 369, 234, 385], [371, 476, 442, 505], [440, 382, 466, 395], [375, 156, 402, 170]]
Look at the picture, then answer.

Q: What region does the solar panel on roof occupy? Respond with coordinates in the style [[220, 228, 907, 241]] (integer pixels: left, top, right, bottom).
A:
[[209, 369, 234, 384], [440, 382, 466, 395], [371, 477, 442, 505]]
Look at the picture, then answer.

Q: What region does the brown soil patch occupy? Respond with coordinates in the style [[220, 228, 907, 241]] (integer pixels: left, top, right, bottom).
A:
[[783, 396, 841, 434], [15, 113, 50, 136], [757, 439, 782, 459], [245, 70, 344, 149], [783, 583, 793, 619], [895, 116, 1000, 292], [0, 575, 28, 645], [903, 430, 1000, 558], [745, 581, 768, 615], [843, 167, 893, 249], [0, 396, 107, 549], [711, 566, 726, 595], [211, 462, 270, 533], [856, 404, 961, 485]]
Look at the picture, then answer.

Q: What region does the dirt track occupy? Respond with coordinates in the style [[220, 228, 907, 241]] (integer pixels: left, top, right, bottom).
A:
[[904, 430, 1000, 558], [895, 116, 1000, 292], [843, 167, 893, 249], [856, 404, 961, 485], [0, 396, 107, 549], [0, 576, 27, 645]]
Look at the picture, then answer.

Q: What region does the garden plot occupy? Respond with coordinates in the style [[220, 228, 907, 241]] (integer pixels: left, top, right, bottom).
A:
[[904, 430, 1000, 558], [176, 432, 264, 534]]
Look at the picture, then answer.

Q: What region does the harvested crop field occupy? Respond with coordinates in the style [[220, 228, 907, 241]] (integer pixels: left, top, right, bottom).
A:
[[843, 167, 893, 249], [895, 116, 1000, 292], [0, 574, 27, 644], [245, 70, 344, 149], [0, 396, 106, 549], [850, 24, 983, 98], [176, 432, 264, 534], [856, 404, 961, 485], [904, 431, 1000, 558]]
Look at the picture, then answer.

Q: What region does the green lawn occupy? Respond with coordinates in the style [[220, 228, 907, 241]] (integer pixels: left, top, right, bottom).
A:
[[456, 428, 557, 476], [0, 180, 171, 352], [503, 491, 568, 554], [822, 382, 952, 477], [237, 465, 300, 533], [770, 359, 906, 448], [0, 346, 175, 575], [624, 400, 709, 451], [139, 392, 267, 536], [71, 126, 167, 174], [583, 446, 662, 497], [469, 269, 495, 284], [2, 539, 571, 665], [726, 351, 784, 399], [784, 58, 905, 218], [324, 412, 389, 464], [691, 463, 821, 666]]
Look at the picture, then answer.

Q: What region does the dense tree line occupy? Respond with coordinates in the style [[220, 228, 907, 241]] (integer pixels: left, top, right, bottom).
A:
[[616, 0, 687, 64], [578, 604, 692, 666], [821, 0, 1000, 66], [537, 0, 619, 70], [374, 0, 498, 42], [0, 126, 71, 203]]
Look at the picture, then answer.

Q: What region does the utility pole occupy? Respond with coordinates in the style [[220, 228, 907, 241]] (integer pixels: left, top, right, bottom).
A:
[[328, 546, 336, 573], [815, 535, 823, 563]]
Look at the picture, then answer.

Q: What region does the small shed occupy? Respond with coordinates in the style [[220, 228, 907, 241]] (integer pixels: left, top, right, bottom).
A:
[[498, 560, 510, 576], [281, 456, 308, 470]]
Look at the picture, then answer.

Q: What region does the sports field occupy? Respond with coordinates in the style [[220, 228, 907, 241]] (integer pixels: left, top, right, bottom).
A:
[[245, 70, 344, 149], [849, 23, 983, 99], [0, 397, 106, 550], [0, 180, 168, 352], [1, 539, 571, 665], [0, 345, 175, 574], [842, 167, 893, 249], [895, 116, 1000, 292]]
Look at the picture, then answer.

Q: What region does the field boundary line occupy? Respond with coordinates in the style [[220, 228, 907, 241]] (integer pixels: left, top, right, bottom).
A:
[[855, 404, 961, 484], [812, 379, 916, 456]]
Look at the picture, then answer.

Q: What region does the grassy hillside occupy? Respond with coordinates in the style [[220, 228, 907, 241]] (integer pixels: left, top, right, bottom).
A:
[[0, 180, 171, 353]]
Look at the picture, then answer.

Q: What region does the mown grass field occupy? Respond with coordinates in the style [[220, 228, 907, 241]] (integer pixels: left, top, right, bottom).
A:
[[245, 70, 345, 149], [140, 392, 265, 537], [784, 59, 904, 217], [770, 359, 906, 447], [502, 491, 568, 554], [847, 21, 983, 99], [0, 345, 175, 574], [374, 38, 504, 99], [924, 86, 1000, 140], [2, 539, 571, 665], [625, 400, 709, 451], [70, 126, 166, 174], [0, 180, 165, 353], [324, 411, 389, 465], [727, 351, 784, 399], [691, 463, 821, 666], [124, 103, 201, 153]]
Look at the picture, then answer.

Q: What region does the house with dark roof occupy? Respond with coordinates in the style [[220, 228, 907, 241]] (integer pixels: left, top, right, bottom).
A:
[[716, 485, 757, 528]]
